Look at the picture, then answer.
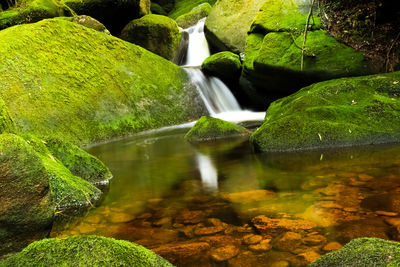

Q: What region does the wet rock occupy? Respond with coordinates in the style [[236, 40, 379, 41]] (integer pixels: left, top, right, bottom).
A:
[[153, 242, 210, 266], [336, 220, 389, 243], [251, 215, 316, 235], [358, 174, 374, 181], [322, 242, 343, 252], [178, 225, 195, 238], [273, 232, 302, 252], [303, 235, 327, 246], [110, 213, 135, 223], [384, 217, 400, 226], [176, 210, 207, 224], [153, 217, 172, 227], [297, 250, 320, 265], [270, 261, 290, 267], [221, 190, 275, 204], [78, 223, 96, 234], [194, 218, 225, 236], [248, 239, 272, 252], [243, 234, 263, 245], [376, 211, 398, 217], [210, 245, 240, 262], [199, 235, 239, 247]]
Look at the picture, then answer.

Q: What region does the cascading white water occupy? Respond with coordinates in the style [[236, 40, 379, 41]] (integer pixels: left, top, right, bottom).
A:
[[182, 19, 265, 122]]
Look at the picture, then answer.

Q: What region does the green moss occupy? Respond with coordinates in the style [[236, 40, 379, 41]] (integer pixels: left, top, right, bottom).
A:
[[311, 238, 400, 266], [0, 0, 64, 30], [250, 0, 321, 34], [150, 2, 168, 16], [175, 2, 211, 28], [204, 0, 265, 53], [201, 51, 241, 82], [242, 33, 264, 70], [0, 19, 201, 146], [168, 0, 215, 20], [250, 71, 400, 151], [0, 97, 15, 134], [119, 14, 182, 61], [0, 235, 173, 266], [185, 116, 251, 142]]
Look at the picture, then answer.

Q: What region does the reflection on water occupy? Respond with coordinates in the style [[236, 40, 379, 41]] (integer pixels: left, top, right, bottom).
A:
[[51, 130, 400, 266]]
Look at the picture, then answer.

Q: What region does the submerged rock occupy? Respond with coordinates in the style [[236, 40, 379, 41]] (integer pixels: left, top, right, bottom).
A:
[[250, 71, 400, 152], [152, 242, 210, 266], [120, 14, 183, 62], [310, 238, 400, 266], [204, 0, 265, 53], [175, 3, 211, 29], [202, 51, 241, 84], [0, 235, 173, 266], [185, 116, 251, 143], [0, 134, 54, 256], [0, 18, 202, 145]]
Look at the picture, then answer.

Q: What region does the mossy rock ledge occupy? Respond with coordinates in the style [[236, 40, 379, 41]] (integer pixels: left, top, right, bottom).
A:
[[168, 0, 215, 20], [310, 238, 400, 266], [185, 116, 251, 142], [0, 18, 203, 146], [201, 51, 241, 84], [0, 235, 173, 266], [175, 2, 211, 29], [120, 14, 184, 62], [250, 71, 400, 152]]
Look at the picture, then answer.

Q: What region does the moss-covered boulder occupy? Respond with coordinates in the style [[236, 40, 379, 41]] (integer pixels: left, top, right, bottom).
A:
[[150, 2, 168, 16], [120, 14, 183, 62], [0, 0, 64, 30], [201, 51, 241, 83], [0, 97, 14, 134], [0, 134, 54, 256], [63, 15, 110, 34], [0, 18, 202, 145], [250, 71, 400, 152], [0, 235, 173, 266], [185, 116, 251, 142], [168, 0, 215, 20], [64, 0, 150, 34], [310, 238, 400, 266], [175, 2, 211, 28], [204, 0, 265, 53]]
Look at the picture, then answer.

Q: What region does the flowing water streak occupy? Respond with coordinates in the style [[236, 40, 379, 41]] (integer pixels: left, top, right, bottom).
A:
[[196, 153, 218, 190]]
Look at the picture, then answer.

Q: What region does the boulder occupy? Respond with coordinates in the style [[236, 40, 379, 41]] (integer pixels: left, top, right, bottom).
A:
[[0, 134, 54, 256], [0, 0, 64, 30], [185, 116, 251, 142], [0, 97, 14, 134], [310, 238, 400, 266], [0, 235, 173, 266], [201, 51, 241, 84], [175, 3, 211, 28], [204, 0, 265, 53], [120, 14, 183, 62], [64, 0, 150, 34], [0, 18, 202, 145], [168, 0, 215, 20], [250, 71, 400, 152]]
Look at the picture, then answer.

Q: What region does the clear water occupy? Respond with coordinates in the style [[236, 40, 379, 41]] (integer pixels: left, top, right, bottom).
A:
[[51, 129, 400, 266]]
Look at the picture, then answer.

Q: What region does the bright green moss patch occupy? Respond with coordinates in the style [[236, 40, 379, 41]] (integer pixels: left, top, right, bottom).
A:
[[311, 238, 400, 266], [0, 97, 15, 134], [175, 2, 211, 28], [250, 0, 321, 34], [0, 235, 173, 266], [250, 71, 400, 151], [168, 0, 215, 20], [120, 14, 182, 61], [201, 51, 241, 82], [0, 18, 201, 146], [185, 116, 251, 142]]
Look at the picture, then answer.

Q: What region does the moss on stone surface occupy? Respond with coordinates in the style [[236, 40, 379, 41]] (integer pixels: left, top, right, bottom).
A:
[[204, 0, 265, 53], [0, 18, 201, 146], [0, 0, 64, 30], [250, 71, 400, 152], [0, 97, 15, 134], [250, 0, 321, 34], [151, 2, 168, 16], [168, 0, 215, 20], [120, 14, 182, 61], [0, 235, 173, 266], [175, 2, 211, 28], [311, 238, 400, 266], [185, 116, 251, 142], [201, 51, 241, 82]]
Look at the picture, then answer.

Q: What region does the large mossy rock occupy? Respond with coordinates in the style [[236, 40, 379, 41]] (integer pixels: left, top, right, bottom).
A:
[[175, 2, 211, 28], [250, 71, 400, 152], [0, 18, 202, 145], [201, 51, 241, 84], [59, 15, 110, 34], [0, 0, 64, 30], [64, 0, 150, 34], [310, 238, 400, 266], [0, 235, 173, 266], [0, 134, 54, 256], [204, 0, 265, 53], [120, 14, 182, 62], [0, 97, 14, 134], [240, 0, 371, 108], [185, 116, 251, 142], [168, 0, 215, 20]]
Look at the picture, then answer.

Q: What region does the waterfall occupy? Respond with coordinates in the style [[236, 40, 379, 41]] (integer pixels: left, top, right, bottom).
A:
[[182, 19, 265, 122]]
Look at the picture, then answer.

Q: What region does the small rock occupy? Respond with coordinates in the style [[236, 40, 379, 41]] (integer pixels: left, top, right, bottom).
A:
[[343, 207, 358, 212], [221, 190, 275, 203], [153, 242, 210, 266], [376, 211, 398, 217], [252, 216, 316, 234], [297, 250, 320, 264], [210, 245, 239, 261], [243, 234, 263, 245], [110, 212, 135, 223], [147, 198, 163, 205], [322, 242, 343, 252], [270, 261, 290, 267], [302, 234, 327, 246], [248, 239, 272, 252], [194, 218, 225, 236], [137, 213, 152, 219], [153, 217, 172, 227], [384, 217, 400, 226], [273, 232, 302, 252], [358, 174, 374, 181]]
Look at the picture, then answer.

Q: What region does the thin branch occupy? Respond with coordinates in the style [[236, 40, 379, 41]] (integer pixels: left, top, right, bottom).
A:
[[385, 32, 400, 72], [301, 0, 316, 71]]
